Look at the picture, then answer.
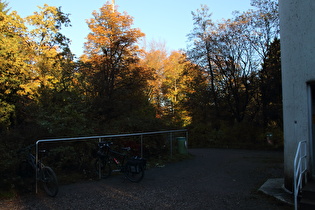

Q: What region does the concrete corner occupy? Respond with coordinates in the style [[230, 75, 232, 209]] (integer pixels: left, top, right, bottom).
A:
[[259, 178, 294, 205]]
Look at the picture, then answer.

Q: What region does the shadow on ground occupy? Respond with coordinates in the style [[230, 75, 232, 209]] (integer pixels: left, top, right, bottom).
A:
[[0, 148, 293, 210]]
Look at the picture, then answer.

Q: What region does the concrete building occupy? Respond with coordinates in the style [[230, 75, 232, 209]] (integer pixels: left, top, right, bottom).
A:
[[279, 0, 315, 191]]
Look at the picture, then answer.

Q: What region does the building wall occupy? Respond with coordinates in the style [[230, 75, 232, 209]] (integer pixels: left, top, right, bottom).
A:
[[279, 0, 315, 191]]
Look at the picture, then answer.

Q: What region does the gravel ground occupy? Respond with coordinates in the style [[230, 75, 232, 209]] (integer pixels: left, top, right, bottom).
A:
[[0, 148, 293, 210]]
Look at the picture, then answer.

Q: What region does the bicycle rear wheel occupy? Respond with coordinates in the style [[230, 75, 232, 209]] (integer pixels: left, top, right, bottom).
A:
[[124, 164, 144, 183], [41, 166, 58, 197], [95, 158, 111, 179]]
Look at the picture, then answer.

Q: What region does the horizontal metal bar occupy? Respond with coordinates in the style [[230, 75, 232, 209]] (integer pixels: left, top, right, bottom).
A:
[[36, 129, 187, 144]]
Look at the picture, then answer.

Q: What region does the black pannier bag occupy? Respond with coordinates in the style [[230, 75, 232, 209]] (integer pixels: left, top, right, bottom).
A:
[[127, 157, 146, 173]]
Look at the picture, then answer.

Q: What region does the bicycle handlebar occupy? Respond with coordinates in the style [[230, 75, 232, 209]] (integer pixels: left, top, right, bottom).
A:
[[98, 141, 113, 147], [98, 142, 131, 152], [17, 144, 35, 154], [17, 144, 47, 155], [121, 147, 131, 151]]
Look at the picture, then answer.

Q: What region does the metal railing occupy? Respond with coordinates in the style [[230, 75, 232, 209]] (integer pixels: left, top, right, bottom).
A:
[[293, 140, 308, 210], [34, 129, 188, 193]]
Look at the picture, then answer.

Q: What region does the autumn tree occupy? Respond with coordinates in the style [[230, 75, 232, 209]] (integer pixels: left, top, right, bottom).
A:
[[161, 51, 192, 126], [0, 0, 9, 14], [0, 7, 33, 131], [141, 39, 194, 126], [25, 5, 85, 136], [81, 3, 159, 131], [141, 40, 168, 118], [82, 3, 145, 96], [26, 4, 72, 92]]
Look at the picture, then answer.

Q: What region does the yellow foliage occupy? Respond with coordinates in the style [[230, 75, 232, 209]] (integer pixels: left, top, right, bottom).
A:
[[0, 4, 73, 101], [0, 10, 35, 97], [142, 46, 194, 125], [84, 3, 144, 59]]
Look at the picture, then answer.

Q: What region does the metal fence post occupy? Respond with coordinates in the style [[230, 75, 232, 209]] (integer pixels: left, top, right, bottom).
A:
[[170, 132, 173, 158], [186, 130, 189, 149], [98, 137, 102, 179], [140, 135, 143, 158], [35, 142, 39, 194]]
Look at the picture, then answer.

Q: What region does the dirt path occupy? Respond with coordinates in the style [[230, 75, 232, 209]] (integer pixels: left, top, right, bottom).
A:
[[0, 148, 292, 210]]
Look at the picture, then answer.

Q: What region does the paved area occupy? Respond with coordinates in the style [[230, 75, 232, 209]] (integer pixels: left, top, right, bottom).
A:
[[259, 178, 293, 205], [0, 148, 293, 209]]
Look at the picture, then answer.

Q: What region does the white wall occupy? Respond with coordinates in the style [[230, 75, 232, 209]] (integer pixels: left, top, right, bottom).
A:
[[279, 0, 315, 191]]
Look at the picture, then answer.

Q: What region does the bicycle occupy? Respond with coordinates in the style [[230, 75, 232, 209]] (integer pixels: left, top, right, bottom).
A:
[[94, 141, 146, 183], [17, 144, 59, 197]]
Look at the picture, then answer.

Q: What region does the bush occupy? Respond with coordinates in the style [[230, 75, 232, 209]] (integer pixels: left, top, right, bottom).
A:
[[188, 121, 283, 149]]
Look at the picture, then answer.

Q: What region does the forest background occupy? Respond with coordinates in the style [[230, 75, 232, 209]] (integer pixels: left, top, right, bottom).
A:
[[0, 0, 281, 193]]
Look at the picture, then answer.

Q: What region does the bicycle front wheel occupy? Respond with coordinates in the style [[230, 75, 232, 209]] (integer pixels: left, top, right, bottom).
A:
[[95, 158, 111, 179], [124, 164, 144, 183], [41, 166, 59, 197]]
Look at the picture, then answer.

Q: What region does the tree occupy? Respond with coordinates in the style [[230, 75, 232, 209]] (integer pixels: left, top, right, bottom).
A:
[[247, 0, 281, 127], [259, 38, 281, 128], [0, 9, 32, 130], [0, 0, 9, 14], [141, 40, 193, 126], [82, 3, 144, 99], [187, 0, 279, 124], [23, 4, 87, 136], [81, 3, 154, 130], [161, 51, 192, 126], [141, 40, 168, 118], [212, 17, 259, 123], [188, 5, 220, 123], [248, 0, 279, 59], [26, 4, 72, 92]]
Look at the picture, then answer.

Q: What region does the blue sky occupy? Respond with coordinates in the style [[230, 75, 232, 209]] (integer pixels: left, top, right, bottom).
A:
[[8, 0, 252, 57]]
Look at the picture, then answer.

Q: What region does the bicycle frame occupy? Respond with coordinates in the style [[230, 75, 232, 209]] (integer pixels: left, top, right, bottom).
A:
[[28, 153, 39, 173], [96, 141, 141, 179], [108, 150, 127, 172], [96, 142, 127, 172], [20, 146, 42, 179], [29, 154, 46, 180], [19, 144, 58, 196]]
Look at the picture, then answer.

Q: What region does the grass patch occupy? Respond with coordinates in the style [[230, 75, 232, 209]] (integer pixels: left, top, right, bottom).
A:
[[0, 189, 17, 200]]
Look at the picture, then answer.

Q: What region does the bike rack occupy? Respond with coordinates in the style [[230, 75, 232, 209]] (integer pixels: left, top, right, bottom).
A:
[[35, 129, 188, 193]]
